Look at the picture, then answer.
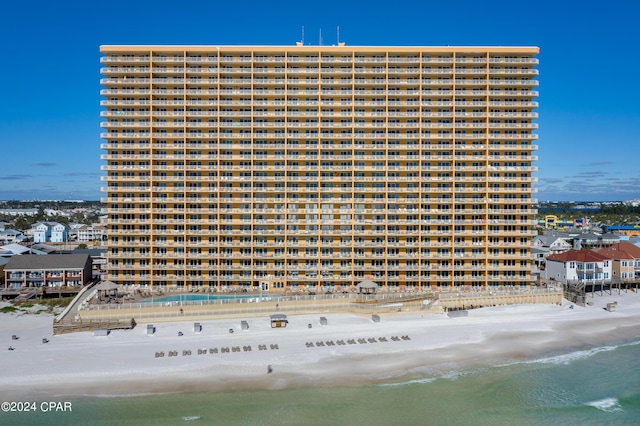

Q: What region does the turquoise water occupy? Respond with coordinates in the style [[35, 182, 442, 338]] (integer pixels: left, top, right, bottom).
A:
[[139, 294, 279, 303], [5, 340, 640, 425]]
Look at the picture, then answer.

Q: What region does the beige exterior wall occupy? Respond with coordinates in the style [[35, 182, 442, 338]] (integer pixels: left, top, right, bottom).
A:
[[100, 45, 539, 292]]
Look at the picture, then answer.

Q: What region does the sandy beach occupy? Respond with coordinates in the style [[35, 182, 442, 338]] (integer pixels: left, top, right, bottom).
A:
[[2, 291, 639, 399]]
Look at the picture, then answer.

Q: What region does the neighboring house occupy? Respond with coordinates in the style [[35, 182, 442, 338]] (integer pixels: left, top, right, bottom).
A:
[[597, 242, 640, 281], [532, 234, 572, 255], [532, 247, 547, 269], [0, 244, 31, 257], [74, 248, 107, 278], [573, 232, 620, 249], [51, 223, 69, 242], [0, 256, 8, 286], [76, 225, 106, 243], [0, 222, 9, 231], [0, 229, 26, 244], [3, 253, 93, 289], [531, 233, 573, 271], [29, 243, 58, 255], [33, 222, 53, 243], [33, 222, 69, 243], [546, 250, 612, 284]]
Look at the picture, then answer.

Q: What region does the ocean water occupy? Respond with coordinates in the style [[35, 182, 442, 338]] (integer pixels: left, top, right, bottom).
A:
[[6, 340, 640, 426]]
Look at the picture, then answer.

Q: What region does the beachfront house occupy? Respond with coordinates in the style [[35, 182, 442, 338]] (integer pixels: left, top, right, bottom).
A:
[[597, 242, 640, 281], [545, 250, 612, 285], [3, 253, 92, 289]]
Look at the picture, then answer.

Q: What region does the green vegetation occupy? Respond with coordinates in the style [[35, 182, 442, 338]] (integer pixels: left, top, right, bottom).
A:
[[36, 297, 75, 310], [1, 297, 75, 315], [536, 202, 640, 226], [0, 200, 103, 231]]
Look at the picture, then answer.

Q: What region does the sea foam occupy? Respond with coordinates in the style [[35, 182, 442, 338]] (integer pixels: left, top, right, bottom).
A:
[[585, 397, 623, 413], [524, 345, 619, 366]]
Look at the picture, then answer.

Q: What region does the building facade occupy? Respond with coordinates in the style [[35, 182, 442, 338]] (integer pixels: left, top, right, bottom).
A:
[[4, 254, 93, 289], [598, 242, 640, 281], [76, 224, 106, 243], [33, 222, 69, 243], [546, 250, 612, 284], [100, 45, 539, 292]]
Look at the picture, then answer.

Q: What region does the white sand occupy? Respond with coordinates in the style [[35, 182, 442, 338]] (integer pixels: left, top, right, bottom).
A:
[[1, 291, 640, 398]]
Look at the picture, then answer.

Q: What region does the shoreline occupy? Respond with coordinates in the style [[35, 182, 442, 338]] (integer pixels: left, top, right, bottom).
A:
[[2, 292, 640, 399]]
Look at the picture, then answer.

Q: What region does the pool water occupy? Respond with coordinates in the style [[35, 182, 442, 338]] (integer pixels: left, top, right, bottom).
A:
[[140, 294, 277, 303]]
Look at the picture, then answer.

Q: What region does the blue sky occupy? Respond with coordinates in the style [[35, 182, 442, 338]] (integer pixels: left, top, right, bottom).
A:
[[0, 0, 638, 202]]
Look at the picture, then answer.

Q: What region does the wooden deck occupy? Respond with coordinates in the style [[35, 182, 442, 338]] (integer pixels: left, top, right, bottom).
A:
[[53, 318, 136, 335]]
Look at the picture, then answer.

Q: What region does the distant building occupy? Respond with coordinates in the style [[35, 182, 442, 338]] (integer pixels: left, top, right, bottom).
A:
[[74, 248, 107, 278], [51, 223, 69, 242], [32, 222, 69, 243], [0, 244, 31, 257], [601, 225, 640, 237], [532, 234, 572, 255], [0, 229, 26, 244], [573, 232, 619, 250], [3, 253, 93, 289], [29, 243, 58, 255], [44, 208, 70, 217], [0, 208, 38, 217], [33, 222, 52, 243], [76, 224, 106, 243]]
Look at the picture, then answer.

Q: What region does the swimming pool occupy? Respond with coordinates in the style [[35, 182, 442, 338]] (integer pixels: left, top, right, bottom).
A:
[[140, 294, 278, 303]]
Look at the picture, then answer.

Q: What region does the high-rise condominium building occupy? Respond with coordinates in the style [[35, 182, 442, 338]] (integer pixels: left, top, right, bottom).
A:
[[100, 44, 539, 292]]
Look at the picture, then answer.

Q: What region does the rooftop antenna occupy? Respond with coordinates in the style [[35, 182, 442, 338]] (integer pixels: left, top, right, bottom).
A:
[[301, 26, 304, 45], [319, 28, 323, 46], [337, 26, 340, 44]]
